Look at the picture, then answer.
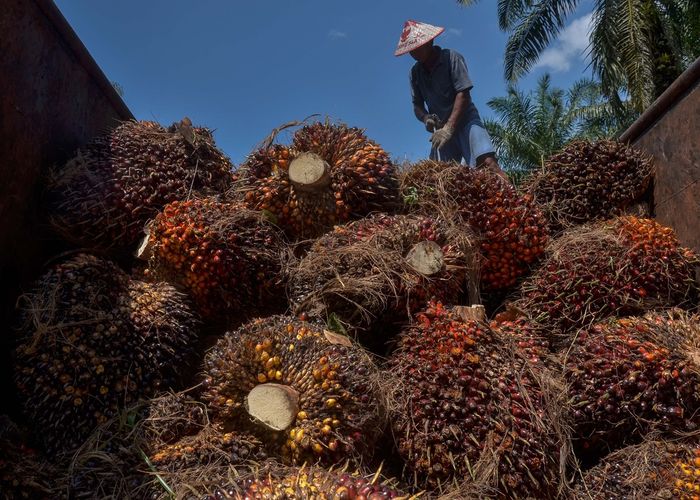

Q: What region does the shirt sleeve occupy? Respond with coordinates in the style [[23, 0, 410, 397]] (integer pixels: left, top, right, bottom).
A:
[[410, 66, 424, 108], [449, 50, 473, 93]]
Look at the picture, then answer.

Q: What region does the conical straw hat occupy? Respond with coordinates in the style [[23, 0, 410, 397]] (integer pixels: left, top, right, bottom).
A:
[[394, 20, 445, 56]]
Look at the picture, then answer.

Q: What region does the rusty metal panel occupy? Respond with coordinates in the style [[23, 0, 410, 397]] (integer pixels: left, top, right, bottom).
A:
[[632, 83, 700, 256], [0, 0, 133, 414]]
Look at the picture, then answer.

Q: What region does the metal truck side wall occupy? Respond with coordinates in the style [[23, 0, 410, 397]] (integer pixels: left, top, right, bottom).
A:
[[620, 57, 700, 287], [630, 75, 700, 258], [0, 0, 132, 414]]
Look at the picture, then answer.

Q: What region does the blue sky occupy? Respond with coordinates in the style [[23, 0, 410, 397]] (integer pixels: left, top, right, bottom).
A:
[[55, 0, 595, 165]]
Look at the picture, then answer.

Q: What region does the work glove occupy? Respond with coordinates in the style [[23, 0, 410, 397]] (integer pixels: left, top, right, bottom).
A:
[[430, 125, 454, 150], [423, 114, 440, 133]]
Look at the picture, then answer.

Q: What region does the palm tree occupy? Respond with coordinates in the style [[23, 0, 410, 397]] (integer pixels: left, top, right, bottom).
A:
[[457, 0, 700, 112], [483, 74, 631, 173]]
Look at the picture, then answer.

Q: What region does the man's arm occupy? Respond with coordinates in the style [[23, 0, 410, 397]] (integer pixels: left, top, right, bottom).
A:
[[445, 90, 470, 130], [413, 103, 428, 123]]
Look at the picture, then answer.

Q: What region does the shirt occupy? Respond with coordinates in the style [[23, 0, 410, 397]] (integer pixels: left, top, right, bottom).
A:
[[410, 46, 481, 125]]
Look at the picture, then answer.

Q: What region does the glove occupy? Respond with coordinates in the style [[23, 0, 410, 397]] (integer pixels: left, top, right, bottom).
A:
[[430, 125, 454, 149], [423, 114, 440, 133]]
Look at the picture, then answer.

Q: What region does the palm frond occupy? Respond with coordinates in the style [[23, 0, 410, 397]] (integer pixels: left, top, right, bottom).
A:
[[497, 0, 532, 30], [590, 0, 655, 111], [503, 0, 581, 81]]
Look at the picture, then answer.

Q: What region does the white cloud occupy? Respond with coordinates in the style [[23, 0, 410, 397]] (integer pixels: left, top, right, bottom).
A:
[[328, 29, 347, 39], [446, 28, 463, 37], [533, 13, 592, 72]]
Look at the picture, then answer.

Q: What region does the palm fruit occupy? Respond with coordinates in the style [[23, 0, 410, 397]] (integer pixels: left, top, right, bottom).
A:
[[400, 161, 549, 291], [527, 139, 653, 232], [491, 315, 551, 365], [387, 301, 563, 496], [200, 465, 408, 499], [236, 122, 398, 239], [0, 416, 56, 500], [150, 427, 268, 472], [201, 315, 384, 466], [13, 254, 199, 455], [515, 216, 699, 337], [144, 198, 285, 320], [563, 311, 700, 457], [48, 119, 234, 253], [288, 213, 475, 336], [574, 440, 700, 499]]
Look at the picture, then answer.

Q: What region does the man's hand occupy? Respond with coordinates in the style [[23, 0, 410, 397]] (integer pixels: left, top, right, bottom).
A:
[[423, 114, 440, 133], [430, 125, 454, 149]]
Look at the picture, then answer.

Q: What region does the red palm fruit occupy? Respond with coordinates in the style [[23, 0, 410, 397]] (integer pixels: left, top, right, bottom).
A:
[[527, 139, 654, 233], [563, 312, 700, 457], [201, 465, 408, 499], [491, 315, 551, 365], [288, 213, 476, 336], [574, 440, 700, 499], [387, 301, 564, 496], [13, 254, 199, 456], [144, 198, 285, 320], [401, 161, 549, 291], [235, 122, 398, 239], [515, 216, 699, 338], [48, 119, 234, 253], [201, 315, 384, 466]]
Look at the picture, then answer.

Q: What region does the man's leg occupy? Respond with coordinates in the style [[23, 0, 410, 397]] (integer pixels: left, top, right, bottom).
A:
[[430, 136, 463, 163], [469, 122, 508, 179]]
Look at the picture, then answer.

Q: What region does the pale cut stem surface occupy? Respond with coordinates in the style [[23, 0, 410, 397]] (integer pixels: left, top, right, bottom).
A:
[[245, 383, 300, 431]]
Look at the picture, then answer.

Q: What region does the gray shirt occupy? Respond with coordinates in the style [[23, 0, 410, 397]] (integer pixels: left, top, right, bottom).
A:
[[410, 46, 481, 125]]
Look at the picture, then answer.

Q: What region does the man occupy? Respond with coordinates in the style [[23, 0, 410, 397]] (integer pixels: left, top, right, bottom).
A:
[[395, 20, 503, 174]]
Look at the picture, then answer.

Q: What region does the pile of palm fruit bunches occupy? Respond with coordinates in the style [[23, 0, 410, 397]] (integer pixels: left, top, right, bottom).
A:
[[3, 116, 699, 499]]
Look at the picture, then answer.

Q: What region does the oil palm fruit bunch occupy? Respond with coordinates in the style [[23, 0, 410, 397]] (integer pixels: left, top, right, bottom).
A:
[[387, 301, 563, 496], [0, 416, 56, 500], [526, 139, 653, 232], [515, 216, 698, 337], [563, 311, 700, 457], [574, 440, 700, 499], [13, 253, 199, 456], [201, 315, 384, 466], [48, 119, 234, 253], [491, 315, 551, 366], [150, 427, 268, 472], [236, 122, 399, 239], [401, 161, 548, 291], [288, 213, 476, 336], [143, 198, 285, 320], [201, 465, 409, 499]]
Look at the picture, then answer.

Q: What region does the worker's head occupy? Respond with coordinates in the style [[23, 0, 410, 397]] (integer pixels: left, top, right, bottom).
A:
[[409, 40, 435, 63], [394, 20, 444, 57]]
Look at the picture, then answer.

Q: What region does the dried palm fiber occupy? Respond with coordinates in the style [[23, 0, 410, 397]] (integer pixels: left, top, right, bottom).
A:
[[235, 121, 399, 239], [201, 315, 385, 466], [573, 439, 700, 499], [386, 301, 566, 496], [514, 216, 699, 339], [47, 119, 234, 253], [142, 198, 286, 320], [66, 391, 267, 499], [193, 463, 412, 499], [562, 311, 700, 458], [0, 415, 57, 500], [526, 139, 653, 233], [288, 213, 477, 337], [400, 161, 549, 291], [12, 254, 199, 456]]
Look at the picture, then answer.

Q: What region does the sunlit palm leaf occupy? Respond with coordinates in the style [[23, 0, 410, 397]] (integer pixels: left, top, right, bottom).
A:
[[503, 0, 581, 80]]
